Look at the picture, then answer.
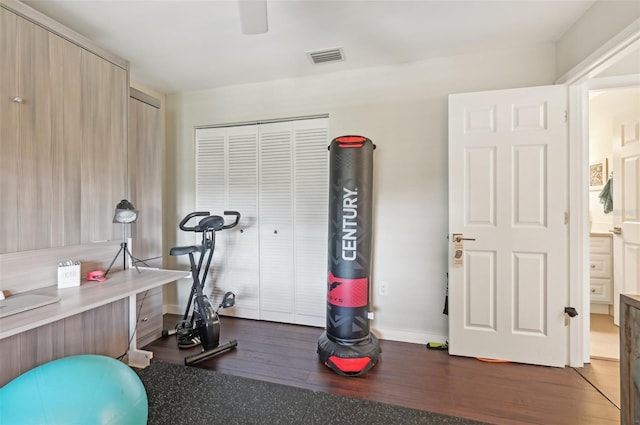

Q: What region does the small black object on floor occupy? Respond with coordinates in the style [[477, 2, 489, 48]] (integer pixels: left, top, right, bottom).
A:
[[136, 361, 491, 425]]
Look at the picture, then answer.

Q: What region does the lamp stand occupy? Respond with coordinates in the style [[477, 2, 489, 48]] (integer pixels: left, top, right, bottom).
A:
[[105, 223, 141, 276]]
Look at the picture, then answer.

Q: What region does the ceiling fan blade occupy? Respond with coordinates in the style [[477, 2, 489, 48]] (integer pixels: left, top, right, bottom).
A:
[[238, 0, 268, 35]]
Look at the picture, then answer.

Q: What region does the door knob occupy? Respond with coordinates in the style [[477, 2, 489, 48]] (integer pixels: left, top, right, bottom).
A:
[[12, 96, 23, 103], [452, 233, 476, 243]]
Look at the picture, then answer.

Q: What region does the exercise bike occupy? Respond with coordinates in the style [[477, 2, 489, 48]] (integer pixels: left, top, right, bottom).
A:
[[163, 211, 240, 366]]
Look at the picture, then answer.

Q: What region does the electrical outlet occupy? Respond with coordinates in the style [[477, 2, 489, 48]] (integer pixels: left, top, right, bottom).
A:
[[379, 280, 388, 296]]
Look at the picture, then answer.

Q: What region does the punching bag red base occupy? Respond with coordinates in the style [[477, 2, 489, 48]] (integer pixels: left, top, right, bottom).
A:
[[317, 135, 380, 377], [318, 331, 380, 376]]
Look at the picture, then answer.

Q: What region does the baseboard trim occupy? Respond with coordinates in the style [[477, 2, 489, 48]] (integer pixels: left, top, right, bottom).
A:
[[372, 326, 447, 345]]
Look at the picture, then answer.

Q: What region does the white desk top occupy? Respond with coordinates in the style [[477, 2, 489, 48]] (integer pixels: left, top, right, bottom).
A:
[[0, 268, 189, 340]]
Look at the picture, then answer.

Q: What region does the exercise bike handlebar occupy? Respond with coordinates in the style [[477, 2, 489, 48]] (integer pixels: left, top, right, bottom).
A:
[[222, 211, 241, 230], [178, 211, 210, 232], [178, 211, 240, 232]]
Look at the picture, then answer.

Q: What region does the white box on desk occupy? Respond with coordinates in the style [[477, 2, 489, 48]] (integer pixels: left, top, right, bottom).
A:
[[57, 264, 81, 288]]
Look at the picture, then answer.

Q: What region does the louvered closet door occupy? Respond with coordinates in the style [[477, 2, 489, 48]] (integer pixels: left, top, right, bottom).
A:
[[196, 128, 226, 211], [195, 126, 260, 319], [293, 118, 329, 326], [259, 122, 295, 322], [224, 126, 260, 319], [196, 118, 329, 326], [195, 128, 226, 290], [258, 118, 329, 325]]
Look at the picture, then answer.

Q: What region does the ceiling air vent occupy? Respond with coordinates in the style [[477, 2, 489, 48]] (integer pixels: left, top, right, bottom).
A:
[[307, 48, 344, 65]]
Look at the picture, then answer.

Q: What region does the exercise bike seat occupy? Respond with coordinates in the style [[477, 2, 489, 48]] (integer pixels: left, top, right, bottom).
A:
[[169, 245, 202, 256]]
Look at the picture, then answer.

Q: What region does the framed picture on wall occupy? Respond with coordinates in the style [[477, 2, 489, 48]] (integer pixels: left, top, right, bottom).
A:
[[589, 158, 608, 191]]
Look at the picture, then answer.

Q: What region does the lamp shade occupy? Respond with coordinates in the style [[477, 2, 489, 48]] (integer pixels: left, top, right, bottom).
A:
[[113, 199, 138, 223]]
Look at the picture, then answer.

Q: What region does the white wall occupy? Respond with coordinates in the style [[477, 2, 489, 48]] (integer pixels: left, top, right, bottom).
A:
[[164, 43, 557, 344], [556, 1, 640, 79]]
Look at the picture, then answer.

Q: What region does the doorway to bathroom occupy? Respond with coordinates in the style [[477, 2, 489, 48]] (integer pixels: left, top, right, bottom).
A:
[[587, 84, 640, 361]]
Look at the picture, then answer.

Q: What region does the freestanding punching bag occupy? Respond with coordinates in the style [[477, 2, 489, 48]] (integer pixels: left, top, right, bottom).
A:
[[317, 135, 380, 376]]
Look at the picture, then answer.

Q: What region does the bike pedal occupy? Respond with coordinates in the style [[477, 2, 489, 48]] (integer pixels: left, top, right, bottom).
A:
[[178, 336, 201, 349]]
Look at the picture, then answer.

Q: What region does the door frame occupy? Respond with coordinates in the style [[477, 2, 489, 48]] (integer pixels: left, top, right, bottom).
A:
[[558, 17, 640, 367]]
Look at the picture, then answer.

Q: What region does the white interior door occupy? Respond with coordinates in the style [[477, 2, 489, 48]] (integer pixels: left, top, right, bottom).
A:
[[448, 85, 569, 367], [612, 107, 640, 325]]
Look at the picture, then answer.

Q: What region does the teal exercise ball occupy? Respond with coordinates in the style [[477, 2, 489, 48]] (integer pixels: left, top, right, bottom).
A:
[[0, 354, 148, 425]]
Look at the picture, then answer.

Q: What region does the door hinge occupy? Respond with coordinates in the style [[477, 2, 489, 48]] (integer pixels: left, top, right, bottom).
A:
[[564, 211, 569, 224], [563, 110, 568, 122]]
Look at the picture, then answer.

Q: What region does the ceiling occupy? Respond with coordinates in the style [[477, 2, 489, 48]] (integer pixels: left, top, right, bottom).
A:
[[22, 0, 598, 95]]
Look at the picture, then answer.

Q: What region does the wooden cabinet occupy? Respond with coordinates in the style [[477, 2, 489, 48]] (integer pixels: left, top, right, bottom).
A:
[[135, 287, 163, 348], [620, 294, 640, 425], [129, 88, 163, 268], [590, 234, 613, 304], [1, 8, 56, 253], [80, 51, 128, 245], [0, 3, 128, 255], [129, 88, 164, 346]]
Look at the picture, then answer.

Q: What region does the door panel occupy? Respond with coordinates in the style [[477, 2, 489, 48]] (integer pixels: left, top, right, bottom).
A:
[[449, 85, 568, 367], [225, 126, 260, 319], [195, 126, 261, 320], [613, 107, 640, 323], [1, 9, 21, 253], [293, 118, 329, 326], [259, 122, 295, 322], [129, 95, 162, 265], [465, 251, 496, 330], [80, 49, 127, 244], [465, 147, 496, 225]]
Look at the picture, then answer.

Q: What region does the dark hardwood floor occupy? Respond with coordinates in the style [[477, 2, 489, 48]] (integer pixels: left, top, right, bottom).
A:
[[142, 315, 621, 425]]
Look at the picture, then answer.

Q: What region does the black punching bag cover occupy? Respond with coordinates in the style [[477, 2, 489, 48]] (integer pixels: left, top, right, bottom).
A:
[[317, 135, 380, 377]]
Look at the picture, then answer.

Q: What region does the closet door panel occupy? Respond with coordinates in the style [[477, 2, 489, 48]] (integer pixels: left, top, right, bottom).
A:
[[259, 122, 295, 322], [50, 34, 82, 248], [195, 129, 226, 289], [0, 8, 20, 253], [293, 119, 329, 326], [196, 127, 261, 319], [129, 95, 162, 264], [17, 14, 53, 251], [80, 50, 127, 245], [224, 127, 260, 319], [196, 129, 226, 213]]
